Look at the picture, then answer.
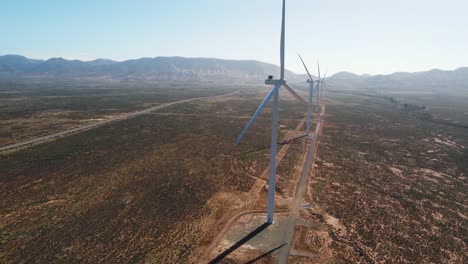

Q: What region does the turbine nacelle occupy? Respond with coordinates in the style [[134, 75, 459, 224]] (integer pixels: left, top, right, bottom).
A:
[[265, 75, 285, 86]]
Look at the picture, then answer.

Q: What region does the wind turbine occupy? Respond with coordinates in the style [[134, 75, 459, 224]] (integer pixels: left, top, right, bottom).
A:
[[315, 62, 327, 112], [236, 0, 306, 224], [320, 70, 328, 97], [298, 53, 315, 136]]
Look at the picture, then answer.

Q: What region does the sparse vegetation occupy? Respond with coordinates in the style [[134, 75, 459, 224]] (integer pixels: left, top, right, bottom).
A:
[[310, 91, 467, 263], [0, 81, 236, 146], [0, 84, 306, 263]]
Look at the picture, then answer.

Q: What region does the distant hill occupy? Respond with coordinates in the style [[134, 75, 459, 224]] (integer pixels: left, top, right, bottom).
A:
[[0, 55, 466, 94], [0, 55, 43, 73], [326, 68, 468, 94], [327, 71, 368, 89], [329, 71, 364, 81], [361, 68, 468, 94], [0, 55, 300, 83]]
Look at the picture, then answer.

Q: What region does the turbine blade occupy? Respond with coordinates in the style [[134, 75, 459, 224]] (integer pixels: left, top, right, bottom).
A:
[[283, 82, 307, 105], [236, 81, 284, 144], [323, 70, 328, 81], [280, 0, 286, 80], [298, 53, 313, 81]]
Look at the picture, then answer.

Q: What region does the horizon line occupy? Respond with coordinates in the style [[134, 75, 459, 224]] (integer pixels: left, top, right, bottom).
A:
[[1, 53, 466, 77]]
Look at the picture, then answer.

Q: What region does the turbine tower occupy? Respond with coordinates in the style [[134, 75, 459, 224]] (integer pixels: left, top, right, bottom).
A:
[[236, 0, 305, 224], [316, 62, 321, 111]]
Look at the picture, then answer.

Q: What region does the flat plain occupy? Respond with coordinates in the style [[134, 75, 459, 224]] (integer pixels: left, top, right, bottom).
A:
[[0, 83, 305, 263], [1, 81, 467, 263], [0, 81, 238, 146], [297, 90, 467, 263]]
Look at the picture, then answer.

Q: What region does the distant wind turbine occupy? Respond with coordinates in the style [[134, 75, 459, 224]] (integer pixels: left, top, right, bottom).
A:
[[320, 69, 328, 97], [298, 53, 315, 136], [315, 61, 327, 111], [236, 0, 306, 224]]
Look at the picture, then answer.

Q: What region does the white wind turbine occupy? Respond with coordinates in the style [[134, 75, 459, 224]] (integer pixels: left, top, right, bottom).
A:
[[236, 0, 306, 224], [315, 62, 327, 111], [298, 53, 315, 136]]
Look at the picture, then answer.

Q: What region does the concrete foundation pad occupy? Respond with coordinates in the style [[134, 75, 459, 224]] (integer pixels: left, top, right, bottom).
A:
[[220, 213, 289, 251]]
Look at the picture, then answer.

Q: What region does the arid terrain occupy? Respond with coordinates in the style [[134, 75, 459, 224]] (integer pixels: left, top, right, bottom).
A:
[[0, 83, 306, 263], [297, 91, 467, 263], [1, 80, 467, 263], [0, 81, 239, 146], [2, 0, 467, 262]]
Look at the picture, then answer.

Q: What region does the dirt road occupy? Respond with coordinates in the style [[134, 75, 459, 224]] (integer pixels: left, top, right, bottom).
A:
[[202, 106, 325, 263], [276, 105, 324, 263], [0, 91, 239, 151], [200, 117, 307, 262]]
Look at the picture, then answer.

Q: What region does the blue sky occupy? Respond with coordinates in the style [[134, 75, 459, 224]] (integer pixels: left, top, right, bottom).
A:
[[1, 0, 467, 75]]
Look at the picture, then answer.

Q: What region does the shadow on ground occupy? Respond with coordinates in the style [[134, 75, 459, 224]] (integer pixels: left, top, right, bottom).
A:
[[244, 243, 287, 264], [209, 222, 287, 263], [240, 134, 308, 156]]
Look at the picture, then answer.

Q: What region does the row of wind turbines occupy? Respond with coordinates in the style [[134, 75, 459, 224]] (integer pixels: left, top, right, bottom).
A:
[[235, 0, 328, 224]]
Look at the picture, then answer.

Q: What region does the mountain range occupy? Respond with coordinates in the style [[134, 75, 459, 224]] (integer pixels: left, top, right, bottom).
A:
[[1, 54, 467, 93], [0, 55, 300, 83]]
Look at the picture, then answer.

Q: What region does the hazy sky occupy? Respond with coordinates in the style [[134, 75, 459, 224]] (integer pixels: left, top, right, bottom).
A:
[[2, 0, 467, 75]]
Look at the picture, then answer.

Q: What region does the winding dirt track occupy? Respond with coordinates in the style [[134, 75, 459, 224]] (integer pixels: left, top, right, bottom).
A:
[[0, 91, 239, 151]]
